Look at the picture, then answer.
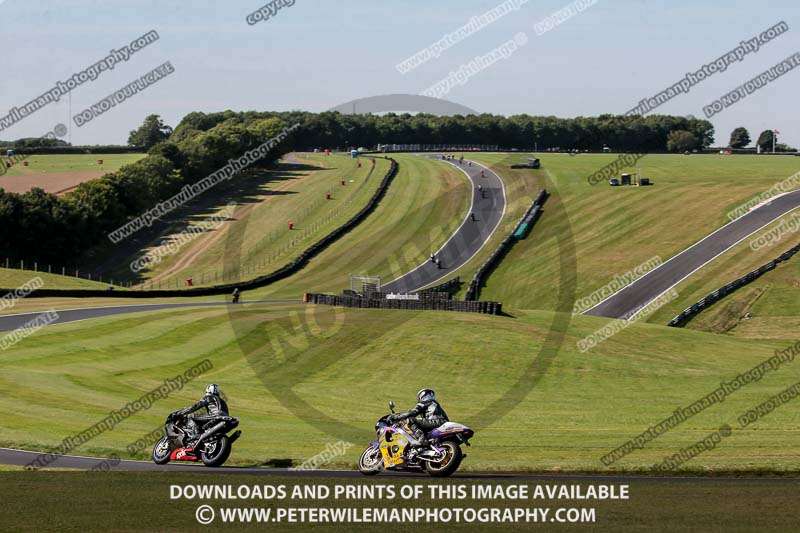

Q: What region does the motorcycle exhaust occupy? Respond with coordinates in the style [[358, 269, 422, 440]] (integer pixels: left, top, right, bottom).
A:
[[228, 430, 242, 444], [194, 422, 226, 450]]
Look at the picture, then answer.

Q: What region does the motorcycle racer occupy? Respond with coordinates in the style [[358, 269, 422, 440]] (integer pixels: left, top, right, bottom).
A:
[[388, 388, 449, 443], [168, 384, 229, 439]]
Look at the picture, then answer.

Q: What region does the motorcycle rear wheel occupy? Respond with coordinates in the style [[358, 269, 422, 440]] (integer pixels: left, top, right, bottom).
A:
[[358, 445, 382, 475], [201, 435, 231, 467], [152, 436, 171, 465], [425, 441, 462, 477]]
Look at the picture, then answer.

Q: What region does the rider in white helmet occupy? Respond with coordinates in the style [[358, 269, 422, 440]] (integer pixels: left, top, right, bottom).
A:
[[169, 384, 229, 439]]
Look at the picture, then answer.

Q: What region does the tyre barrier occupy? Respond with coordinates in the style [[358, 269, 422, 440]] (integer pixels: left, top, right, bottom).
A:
[[417, 277, 460, 295], [343, 291, 452, 301], [667, 239, 800, 327], [465, 189, 549, 301], [307, 293, 502, 315], [6, 157, 399, 299]]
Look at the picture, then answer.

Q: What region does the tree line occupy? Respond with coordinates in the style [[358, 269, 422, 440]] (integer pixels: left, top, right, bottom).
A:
[[1, 110, 714, 269]]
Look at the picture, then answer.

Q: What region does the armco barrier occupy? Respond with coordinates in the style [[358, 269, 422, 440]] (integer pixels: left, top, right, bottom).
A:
[[307, 293, 502, 315], [465, 190, 548, 301], [668, 239, 800, 327], [4, 157, 399, 299]]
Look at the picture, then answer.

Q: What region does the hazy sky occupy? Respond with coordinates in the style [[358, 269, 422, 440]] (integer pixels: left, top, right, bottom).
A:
[[1, 0, 798, 147]]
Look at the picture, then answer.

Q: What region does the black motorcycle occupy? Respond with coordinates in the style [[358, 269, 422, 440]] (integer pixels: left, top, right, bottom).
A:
[[152, 414, 241, 467]]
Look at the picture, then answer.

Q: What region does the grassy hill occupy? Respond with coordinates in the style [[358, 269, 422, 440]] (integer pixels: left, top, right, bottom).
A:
[[105, 153, 391, 287], [1, 153, 144, 175], [0, 267, 122, 292], [2, 301, 799, 473], [445, 153, 799, 315], [247, 153, 470, 298]]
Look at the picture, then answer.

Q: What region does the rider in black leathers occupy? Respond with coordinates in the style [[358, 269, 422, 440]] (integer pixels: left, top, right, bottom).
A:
[[389, 388, 448, 444], [169, 384, 229, 440]]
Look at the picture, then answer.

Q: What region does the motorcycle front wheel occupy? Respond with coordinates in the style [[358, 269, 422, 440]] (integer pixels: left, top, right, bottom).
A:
[[152, 436, 172, 465], [358, 445, 383, 475], [425, 441, 462, 478], [201, 435, 231, 467]]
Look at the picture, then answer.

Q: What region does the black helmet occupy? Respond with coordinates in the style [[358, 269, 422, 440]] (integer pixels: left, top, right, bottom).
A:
[[205, 384, 220, 396], [417, 388, 435, 404]]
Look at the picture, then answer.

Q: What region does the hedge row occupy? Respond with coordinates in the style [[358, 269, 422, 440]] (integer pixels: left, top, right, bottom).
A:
[[13, 157, 399, 299], [465, 189, 549, 301], [667, 239, 800, 327]]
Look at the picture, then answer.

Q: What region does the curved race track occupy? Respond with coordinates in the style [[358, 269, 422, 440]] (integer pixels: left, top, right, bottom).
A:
[[382, 155, 506, 293], [584, 189, 800, 319]]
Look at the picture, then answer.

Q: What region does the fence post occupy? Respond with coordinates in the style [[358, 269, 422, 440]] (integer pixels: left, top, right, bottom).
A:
[[34, 262, 37, 272]]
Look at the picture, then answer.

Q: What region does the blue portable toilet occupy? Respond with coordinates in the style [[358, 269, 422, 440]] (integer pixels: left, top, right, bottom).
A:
[[6, 149, 13, 157], [350, 150, 359, 158]]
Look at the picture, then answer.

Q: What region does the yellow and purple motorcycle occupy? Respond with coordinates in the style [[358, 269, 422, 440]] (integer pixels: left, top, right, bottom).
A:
[[358, 400, 474, 477]]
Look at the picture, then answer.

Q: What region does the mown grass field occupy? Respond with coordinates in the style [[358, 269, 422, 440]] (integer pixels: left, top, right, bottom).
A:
[[446, 153, 799, 317], [115, 154, 395, 288], [0, 267, 120, 291], [247, 153, 470, 298], [2, 302, 799, 474], [1, 153, 145, 175]]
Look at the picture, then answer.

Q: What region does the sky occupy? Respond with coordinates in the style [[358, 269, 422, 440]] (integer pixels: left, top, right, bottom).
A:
[[0, 0, 798, 147]]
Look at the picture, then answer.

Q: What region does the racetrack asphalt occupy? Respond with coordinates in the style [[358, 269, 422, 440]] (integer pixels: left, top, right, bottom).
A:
[[0, 300, 302, 333], [382, 155, 506, 294], [4, 447, 798, 482], [583, 189, 800, 319]]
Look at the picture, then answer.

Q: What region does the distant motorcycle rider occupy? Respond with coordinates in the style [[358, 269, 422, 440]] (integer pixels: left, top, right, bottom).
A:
[[169, 384, 229, 441], [389, 388, 448, 444]]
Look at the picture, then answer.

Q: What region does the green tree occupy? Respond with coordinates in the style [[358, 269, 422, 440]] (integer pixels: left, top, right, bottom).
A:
[[128, 114, 173, 150], [756, 130, 775, 152], [728, 127, 750, 148], [666, 130, 700, 152]]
